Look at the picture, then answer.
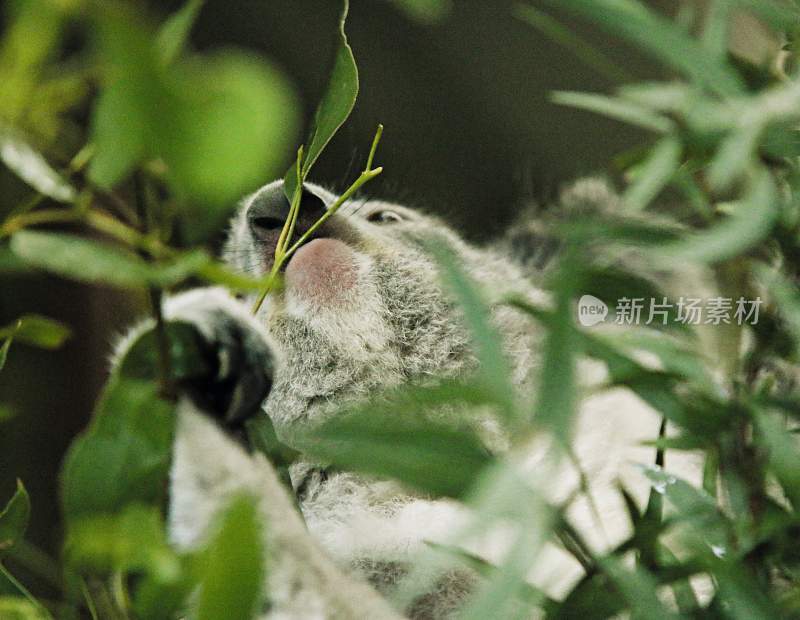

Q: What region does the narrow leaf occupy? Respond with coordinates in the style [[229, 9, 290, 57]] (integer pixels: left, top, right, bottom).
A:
[[0, 481, 30, 555], [284, 0, 358, 199], [623, 136, 681, 211], [156, 0, 204, 65], [196, 494, 264, 620], [11, 231, 211, 289], [658, 169, 778, 263]]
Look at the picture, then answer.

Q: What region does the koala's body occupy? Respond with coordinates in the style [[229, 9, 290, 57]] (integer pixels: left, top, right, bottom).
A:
[[122, 179, 701, 618]]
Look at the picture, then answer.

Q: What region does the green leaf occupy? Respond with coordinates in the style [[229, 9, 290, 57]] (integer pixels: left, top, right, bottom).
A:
[[515, 5, 630, 83], [755, 409, 800, 510], [284, 0, 358, 200], [390, 0, 452, 24], [156, 0, 204, 65], [0, 481, 30, 555], [0, 315, 70, 350], [657, 169, 779, 263], [61, 376, 175, 522], [162, 51, 299, 222], [623, 136, 682, 211], [65, 504, 179, 578], [541, 0, 744, 96], [552, 90, 674, 134], [0, 339, 11, 372], [0, 405, 14, 423], [429, 244, 516, 418], [196, 494, 264, 620], [10, 231, 211, 289], [0, 597, 48, 620], [0, 131, 76, 203], [534, 255, 578, 443], [89, 8, 299, 234], [300, 382, 494, 499]]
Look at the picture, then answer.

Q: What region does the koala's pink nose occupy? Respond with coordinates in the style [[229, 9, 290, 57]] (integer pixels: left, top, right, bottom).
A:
[[285, 238, 358, 305]]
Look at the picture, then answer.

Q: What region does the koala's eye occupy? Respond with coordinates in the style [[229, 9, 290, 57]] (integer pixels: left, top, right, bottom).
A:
[[367, 209, 405, 224]]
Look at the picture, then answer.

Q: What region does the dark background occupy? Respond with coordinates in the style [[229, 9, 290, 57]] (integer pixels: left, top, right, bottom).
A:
[[0, 0, 669, 562]]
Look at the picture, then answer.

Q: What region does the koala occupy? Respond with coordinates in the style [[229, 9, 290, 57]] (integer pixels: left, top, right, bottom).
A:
[[121, 179, 702, 618]]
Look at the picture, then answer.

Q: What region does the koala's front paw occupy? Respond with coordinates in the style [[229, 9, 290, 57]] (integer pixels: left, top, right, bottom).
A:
[[163, 288, 275, 431]]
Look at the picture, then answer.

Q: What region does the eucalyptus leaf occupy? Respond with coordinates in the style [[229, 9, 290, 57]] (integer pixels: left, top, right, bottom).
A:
[[541, 0, 744, 96], [430, 244, 516, 419], [10, 231, 211, 289], [300, 382, 494, 499], [0, 481, 30, 555], [196, 494, 264, 620], [0, 131, 76, 203], [0, 339, 11, 373], [284, 0, 358, 200], [156, 0, 204, 65], [552, 91, 674, 134], [0, 315, 70, 350], [657, 169, 779, 263], [623, 136, 682, 211], [61, 376, 175, 522], [0, 597, 48, 620]]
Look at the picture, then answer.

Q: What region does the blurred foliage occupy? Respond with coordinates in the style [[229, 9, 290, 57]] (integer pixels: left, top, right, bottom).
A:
[[1, 0, 800, 618]]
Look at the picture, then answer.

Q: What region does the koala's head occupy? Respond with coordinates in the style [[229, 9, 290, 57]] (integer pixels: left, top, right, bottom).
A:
[[223, 180, 542, 438]]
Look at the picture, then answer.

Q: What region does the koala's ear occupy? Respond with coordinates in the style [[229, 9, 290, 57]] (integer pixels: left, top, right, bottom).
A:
[[497, 177, 621, 275]]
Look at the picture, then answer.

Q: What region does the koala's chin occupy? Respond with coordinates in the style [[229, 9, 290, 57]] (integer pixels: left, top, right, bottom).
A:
[[113, 178, 703, 618]]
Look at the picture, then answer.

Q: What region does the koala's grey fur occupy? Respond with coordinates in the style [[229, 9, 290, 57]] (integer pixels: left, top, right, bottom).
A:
[[117, 178, 704, 618]]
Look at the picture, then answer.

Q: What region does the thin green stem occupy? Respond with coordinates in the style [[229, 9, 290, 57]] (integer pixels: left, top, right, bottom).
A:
[[251, 125, 385, 315], [0, 561, 54, 619], [365, 124, 383, 172], [80, 578, 99, 620], [285, 167, 382, 258]]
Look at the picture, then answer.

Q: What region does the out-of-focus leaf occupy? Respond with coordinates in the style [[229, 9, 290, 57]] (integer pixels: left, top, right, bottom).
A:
[[658, 169, 779, 263], [0, 597, 48, 620], [552, 91, 674, 134], [162, 51, 299, 222], [701, 0, 732, 60], [10, 231, 211, 289], [195, 494, 264, 620], [757, 264, 800, 349], [0, 315, 70, 350], [430, 244, 516, 418], [0, 132, 76, 203], [89, 7, 298, 237], [61, 377, 175, 522], [708, 123, 761, 189], [65, 504, 179, 579], [641, 467, 729, 558], [0, 0, 64, 124], [300, 382, 494, 499], [0, 406, 13, 422], [755, 409, 800, 510], [540, 0, 744, 96], [196, 261, 267, 292], [284, 0, 358, 200], [515, 5, 630, 83], [390, 0, 451, 24], [599, 555, 679, 619], [534, 255, 578, 442], [0, 339, 11, 372], [0, 481, 30, 556], [623, 136, 682, 211], [156, 0, 204, 65]]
